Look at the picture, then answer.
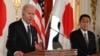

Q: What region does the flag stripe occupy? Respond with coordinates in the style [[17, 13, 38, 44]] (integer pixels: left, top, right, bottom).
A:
[[35, 9, 45, 35], [33, 0, 38, 3], [32, 20, 41, 38]]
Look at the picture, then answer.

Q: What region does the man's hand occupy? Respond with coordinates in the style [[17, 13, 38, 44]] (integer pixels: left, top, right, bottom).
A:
[[35, 41, 43, 51], [14, 51, 24, 56]]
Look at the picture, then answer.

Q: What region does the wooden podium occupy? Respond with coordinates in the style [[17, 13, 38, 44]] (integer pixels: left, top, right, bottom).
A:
[[24, 49, 77, 56], [92, 52, 100, 56]]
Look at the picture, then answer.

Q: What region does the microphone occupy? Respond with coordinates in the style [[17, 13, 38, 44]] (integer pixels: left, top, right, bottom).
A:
[[49, 26, 66, 37]]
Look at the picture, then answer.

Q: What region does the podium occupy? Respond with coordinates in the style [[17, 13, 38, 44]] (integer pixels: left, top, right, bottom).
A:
[[24, 49, 77, 56], [92, 52, 100, 56]]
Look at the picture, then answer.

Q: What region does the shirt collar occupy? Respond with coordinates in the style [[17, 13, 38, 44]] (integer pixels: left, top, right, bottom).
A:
[[21, 18, 30, 31], [80, 29, 88, 34]]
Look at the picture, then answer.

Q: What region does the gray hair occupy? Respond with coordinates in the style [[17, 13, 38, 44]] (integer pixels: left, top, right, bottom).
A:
[[22, 4, 36, 14]]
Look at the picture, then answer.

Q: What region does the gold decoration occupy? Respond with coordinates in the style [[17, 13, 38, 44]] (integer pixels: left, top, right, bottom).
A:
[[13, 0, 22, 20], [28, 0, 30, 3], [75, 0, 80, 29], [91, 0, 97, 31]]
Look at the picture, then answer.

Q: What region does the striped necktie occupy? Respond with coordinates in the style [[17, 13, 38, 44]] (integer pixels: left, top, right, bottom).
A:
[[84, 33, 89, 46]]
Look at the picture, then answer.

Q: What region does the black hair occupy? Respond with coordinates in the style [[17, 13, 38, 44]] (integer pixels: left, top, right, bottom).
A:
[[79, 14, 91, 22]]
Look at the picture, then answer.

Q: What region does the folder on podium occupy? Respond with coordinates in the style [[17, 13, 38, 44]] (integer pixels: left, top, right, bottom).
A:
[[24, 49, 77, 56]]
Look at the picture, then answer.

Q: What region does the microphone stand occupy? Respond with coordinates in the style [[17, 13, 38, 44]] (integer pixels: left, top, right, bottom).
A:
[[50, 26, 66, 38]]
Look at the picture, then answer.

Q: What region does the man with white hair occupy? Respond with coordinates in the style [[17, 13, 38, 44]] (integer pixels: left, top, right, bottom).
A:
[[6, 4, 43, 56]]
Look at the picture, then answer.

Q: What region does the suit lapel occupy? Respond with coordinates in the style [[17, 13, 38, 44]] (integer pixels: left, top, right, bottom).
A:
[[18, 19, 30, 46], [78, 29, 88, 48], [87, 31, 92, 48]]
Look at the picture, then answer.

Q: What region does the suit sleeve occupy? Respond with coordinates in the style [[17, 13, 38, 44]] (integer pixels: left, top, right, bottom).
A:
[[91, 33, 97, 54], [6, 24, 18, 55], [70, 32, 78, 49]]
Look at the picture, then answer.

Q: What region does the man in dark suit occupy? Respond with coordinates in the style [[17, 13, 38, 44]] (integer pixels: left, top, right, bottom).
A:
[[6, 4, 43, 56], [70, 14, 97, 56]]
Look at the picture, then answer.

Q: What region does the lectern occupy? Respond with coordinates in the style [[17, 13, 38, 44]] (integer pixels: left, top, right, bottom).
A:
[[24, 49, 77, 56]]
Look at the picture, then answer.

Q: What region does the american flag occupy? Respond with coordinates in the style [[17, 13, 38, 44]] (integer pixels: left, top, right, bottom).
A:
[[38, 0, 44, 17], [29, 0, 45, 48]]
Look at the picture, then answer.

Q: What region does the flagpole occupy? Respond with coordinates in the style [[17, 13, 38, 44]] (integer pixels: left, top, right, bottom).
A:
[[45, 0, 56, 34], [45, 13, 52, 34]]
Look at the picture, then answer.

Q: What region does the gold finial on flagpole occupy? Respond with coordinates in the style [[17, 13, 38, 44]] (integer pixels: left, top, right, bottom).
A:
[[13, 0, 22, 21]]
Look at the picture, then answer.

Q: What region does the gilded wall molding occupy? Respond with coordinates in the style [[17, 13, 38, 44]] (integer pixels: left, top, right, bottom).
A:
[[75, 0, 80, 29], [91, 0, 97, 31], [13, 0, 22, 20]]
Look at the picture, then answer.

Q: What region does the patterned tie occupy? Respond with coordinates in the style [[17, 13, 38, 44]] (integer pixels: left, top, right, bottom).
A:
[[84, 33, 89, 46], [27, 25, 32, 46]]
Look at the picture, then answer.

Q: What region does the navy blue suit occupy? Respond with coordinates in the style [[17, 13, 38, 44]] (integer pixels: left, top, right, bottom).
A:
[[70, 29, 97, 56], [6, 19, 38, 56]]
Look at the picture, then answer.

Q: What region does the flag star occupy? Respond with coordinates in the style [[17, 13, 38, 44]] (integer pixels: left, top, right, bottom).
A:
[[38, 0, 44, 17]]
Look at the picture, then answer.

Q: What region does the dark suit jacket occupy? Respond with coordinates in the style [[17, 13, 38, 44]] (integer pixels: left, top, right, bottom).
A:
[[70, 29, 97, 56], [6, 19, 38, 56]]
